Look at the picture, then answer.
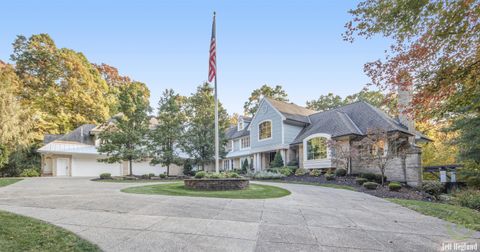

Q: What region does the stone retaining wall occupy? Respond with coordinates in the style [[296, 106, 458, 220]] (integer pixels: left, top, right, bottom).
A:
[[184, 179, 249, 191]]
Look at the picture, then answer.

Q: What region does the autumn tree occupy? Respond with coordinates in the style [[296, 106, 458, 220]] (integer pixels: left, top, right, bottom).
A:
[[352, 128, 410, 186], [149, 89, 186, 176], [244, 84, 289, 116], [182, 83, 229, 170], [97, 82, 151, 176]]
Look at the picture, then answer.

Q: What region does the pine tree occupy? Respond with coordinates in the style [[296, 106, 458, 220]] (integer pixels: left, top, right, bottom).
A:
[[150, 89, 185, 176], [270, 152, 284, 168], [97, 82, 151, 176]]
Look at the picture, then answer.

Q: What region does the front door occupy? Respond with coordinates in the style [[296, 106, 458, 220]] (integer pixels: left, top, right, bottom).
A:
[[56, 158, 69, 176]]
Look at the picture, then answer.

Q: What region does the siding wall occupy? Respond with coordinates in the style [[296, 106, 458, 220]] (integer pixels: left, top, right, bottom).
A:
[[283, 123, 304, 144], [250, 101, 283, 150], [233, 139, 240, 151]]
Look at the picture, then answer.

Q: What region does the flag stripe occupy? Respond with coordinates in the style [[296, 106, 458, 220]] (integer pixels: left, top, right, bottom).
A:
[[208, 15, 216, 82]]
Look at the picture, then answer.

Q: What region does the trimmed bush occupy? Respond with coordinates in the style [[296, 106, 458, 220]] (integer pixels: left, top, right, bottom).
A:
[[359, 172, 386, 183], [252, 171, 286, 180], [421, 180, 444, 198], [335, 168, 347, 177], [207, 173, 223, 179], [454, 189, 480, 211], [363, 182, 379, 190], [309, 169, 321, 177], [325, 173, 335, 181], [194, 171, 206, 179], [159, 174, 167, 179], [287, 160, 299, 167], [270, 152, 284, 168], [141, 174, 151, 179], [356, 177, 368, 185], [99, 173, 111, 180], [279, 167, 292, 176], [388, 182, 402, 191], [226, 172, 241, 178], [20, 168, 40, 177], [295, 168, 307, 176]]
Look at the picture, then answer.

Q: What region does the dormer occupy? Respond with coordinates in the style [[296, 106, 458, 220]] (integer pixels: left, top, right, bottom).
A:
[[237, 116, 252, 131]]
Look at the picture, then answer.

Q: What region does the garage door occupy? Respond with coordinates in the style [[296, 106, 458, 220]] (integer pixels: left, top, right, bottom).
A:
[[71, 155, 122, 177]]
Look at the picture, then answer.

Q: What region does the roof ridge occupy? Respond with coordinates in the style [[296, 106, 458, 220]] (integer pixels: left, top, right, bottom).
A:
[[335, 111, 363, 134], [307, 100, 367, 117], [265, 97, 318, 114]]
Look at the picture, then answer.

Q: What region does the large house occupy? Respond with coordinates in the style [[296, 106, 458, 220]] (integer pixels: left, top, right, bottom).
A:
[[223, 97, 429, 186]]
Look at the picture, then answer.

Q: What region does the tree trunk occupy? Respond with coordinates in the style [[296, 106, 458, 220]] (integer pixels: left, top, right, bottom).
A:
[[129, 159, 133, 176], [166, 164, 170, 177]]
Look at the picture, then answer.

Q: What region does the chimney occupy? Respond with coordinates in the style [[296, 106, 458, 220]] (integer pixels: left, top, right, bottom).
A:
[[80, 126, 84, 144], [398, 83, 415, 142]]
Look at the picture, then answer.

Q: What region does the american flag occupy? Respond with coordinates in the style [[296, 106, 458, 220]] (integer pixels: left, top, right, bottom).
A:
[[208, 12, 216, 82]]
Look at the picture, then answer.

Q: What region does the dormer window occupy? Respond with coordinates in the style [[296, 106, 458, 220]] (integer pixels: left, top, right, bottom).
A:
[[238, 119, 244, 131]]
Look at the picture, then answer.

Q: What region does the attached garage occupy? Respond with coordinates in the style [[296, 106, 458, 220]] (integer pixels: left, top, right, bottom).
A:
[[71, 155, 123, 177]]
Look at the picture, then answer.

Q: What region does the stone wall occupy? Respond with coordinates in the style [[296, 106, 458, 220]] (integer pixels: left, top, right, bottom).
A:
[[184, 179, 250, 191], [351, 147, 422, 186]]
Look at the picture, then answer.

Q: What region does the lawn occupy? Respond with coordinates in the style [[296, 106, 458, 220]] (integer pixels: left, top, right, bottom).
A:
[[264, 180, 356, 191], [0, 210, 100, 251], [0, 178, 22, 188], [122, 182, 291, 199], [389, 198, 480, 231]]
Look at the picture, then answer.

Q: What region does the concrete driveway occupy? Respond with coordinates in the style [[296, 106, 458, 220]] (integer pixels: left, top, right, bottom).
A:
[[0, 178, 478, 252]]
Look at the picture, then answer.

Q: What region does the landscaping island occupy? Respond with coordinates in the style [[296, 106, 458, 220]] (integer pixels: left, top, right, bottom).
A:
[[184, 178, 249, 190]]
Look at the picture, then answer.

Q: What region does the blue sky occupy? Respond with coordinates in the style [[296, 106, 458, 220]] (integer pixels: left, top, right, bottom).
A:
[[0, 0, 390, 115]]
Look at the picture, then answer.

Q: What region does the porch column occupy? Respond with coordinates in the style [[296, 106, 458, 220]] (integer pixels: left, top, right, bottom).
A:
[[280, 149, 287, 166]]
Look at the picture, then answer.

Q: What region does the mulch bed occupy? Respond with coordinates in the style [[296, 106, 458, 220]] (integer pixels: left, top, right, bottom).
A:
[[278, 174, 434, 201]]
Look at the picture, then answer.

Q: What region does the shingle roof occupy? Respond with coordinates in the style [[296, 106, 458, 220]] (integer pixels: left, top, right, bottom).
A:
[[291, 101, 412, 144], [265, 98, 317, 124], [226, 125, 249, 140], [52, 124, 96, 145]]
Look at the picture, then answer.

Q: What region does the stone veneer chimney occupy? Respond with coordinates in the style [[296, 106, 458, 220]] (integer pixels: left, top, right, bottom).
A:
[[398, 84, 415, 142]]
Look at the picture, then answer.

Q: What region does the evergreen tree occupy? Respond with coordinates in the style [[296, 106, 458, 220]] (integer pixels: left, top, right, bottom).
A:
[[97, 82, 151, 176], [241, 158, 249, 173], [182, 83, 229, 170], [150, 89, 186, 176], [270, 152, 284, 168]]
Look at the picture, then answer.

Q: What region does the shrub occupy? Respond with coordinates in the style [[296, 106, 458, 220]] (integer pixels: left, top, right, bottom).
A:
[[363, 182, 379, 190], [159, 174, 167, 179], [325, 173, 335, 181], [359, 173, 386, 184], [194, 171, 206, 179], [356, 177, 368, 185], [149, 173, 155, 178], [388, 182, 402, 191], [295, 168, 307, 176], [99, 173, 111, 180], [183, 159, 194, 176], [421, 180, 444, 198], [454, 189, 480, 211], [279, 167, 293, 176], [309, 169, 321, 177], [270, 152, 284, 168], [335, 168, 347, 177], [226, 172, 241, 178], [459, 160, 480, 189], [20, 168, 40, 177], [207, 173, 223, 179], [241, 159, 249, 174], [287, 160, 299, 167], [252, 171, 286, 180]]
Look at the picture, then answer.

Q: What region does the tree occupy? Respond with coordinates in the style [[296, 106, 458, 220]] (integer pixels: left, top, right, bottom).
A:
[[306, 93, 345, 112], [0, 63, 34, 174], [11, 34, 115, 138], [270, 152, 284, 168], [150, 89, 186, 176], [417, 121, 458, 166], [328, 139, 359, 175], [352, 128, 410, 186], [229, 112, 240, 125], [241, 158, 249, 173], [97, 82, 151, 176], [244, 84, 289, 116], [449, 116, 480, 163], [182, 83, 229, 170]]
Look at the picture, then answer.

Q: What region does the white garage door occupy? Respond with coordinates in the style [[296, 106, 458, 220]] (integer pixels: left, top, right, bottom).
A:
[[71, 155, 122, 177], [130, 160, 167, 176]]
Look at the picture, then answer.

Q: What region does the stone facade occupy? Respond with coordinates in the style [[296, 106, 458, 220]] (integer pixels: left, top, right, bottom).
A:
[[184, 179, 249, 191]]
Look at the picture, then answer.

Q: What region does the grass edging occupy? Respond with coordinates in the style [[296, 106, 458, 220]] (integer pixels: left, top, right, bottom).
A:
[[121, 182, 291, 199], [0, 210, 100, 251], [0, 178, 23, 188], [388, 198, 480, 231], [258, 180, 356, 191]]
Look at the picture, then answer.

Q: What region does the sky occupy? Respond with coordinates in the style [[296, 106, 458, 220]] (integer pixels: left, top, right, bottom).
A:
[[0, 0, 391, 115]]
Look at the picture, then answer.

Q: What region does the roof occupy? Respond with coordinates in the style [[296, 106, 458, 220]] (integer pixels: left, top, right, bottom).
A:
[[292, 101, 413, 144], [55, 124, 96, 145], [265, 97, 317, 124], [37, 141, 98, 155], [226, 125, 249, 140]]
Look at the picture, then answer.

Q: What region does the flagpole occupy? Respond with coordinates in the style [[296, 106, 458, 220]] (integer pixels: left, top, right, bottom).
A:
[[213, 12, 219, 174]]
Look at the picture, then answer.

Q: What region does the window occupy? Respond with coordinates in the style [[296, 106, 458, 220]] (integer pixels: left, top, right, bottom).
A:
[[259, 121, 272, 140], [369, 140, 385, 156], [241, 137, 250, 149], [306, 137, 327, 160], [223, 160, 231, 170], [238, 120, 244, 131]]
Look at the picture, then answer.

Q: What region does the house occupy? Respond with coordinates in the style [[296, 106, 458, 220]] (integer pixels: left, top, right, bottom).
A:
[[38, 118, 184, 177], [222, 96, 430, 186]]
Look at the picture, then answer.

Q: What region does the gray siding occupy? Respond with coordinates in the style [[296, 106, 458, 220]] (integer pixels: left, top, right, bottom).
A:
[[250, 101, 283, 150], [283, 123, 304, 144], [233, 139, 240, 151]]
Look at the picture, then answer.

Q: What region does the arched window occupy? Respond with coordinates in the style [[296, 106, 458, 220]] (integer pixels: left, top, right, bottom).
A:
[[258, 121, 272, 140], [306, 137, 327, 160]]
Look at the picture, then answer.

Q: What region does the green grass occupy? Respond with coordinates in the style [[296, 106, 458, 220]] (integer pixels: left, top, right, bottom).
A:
[[263, 180, 356, 191], [0, 210, 100, 251], [388, 198, 480, 231], [0, 178, 22, 188], [122, 182, 291, 199]]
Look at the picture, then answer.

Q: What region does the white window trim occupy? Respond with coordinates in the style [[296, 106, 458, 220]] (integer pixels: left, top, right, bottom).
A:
[[258, 120, 273, 142], [303, 133, 331, 161], [240, 136, 251, 150]]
